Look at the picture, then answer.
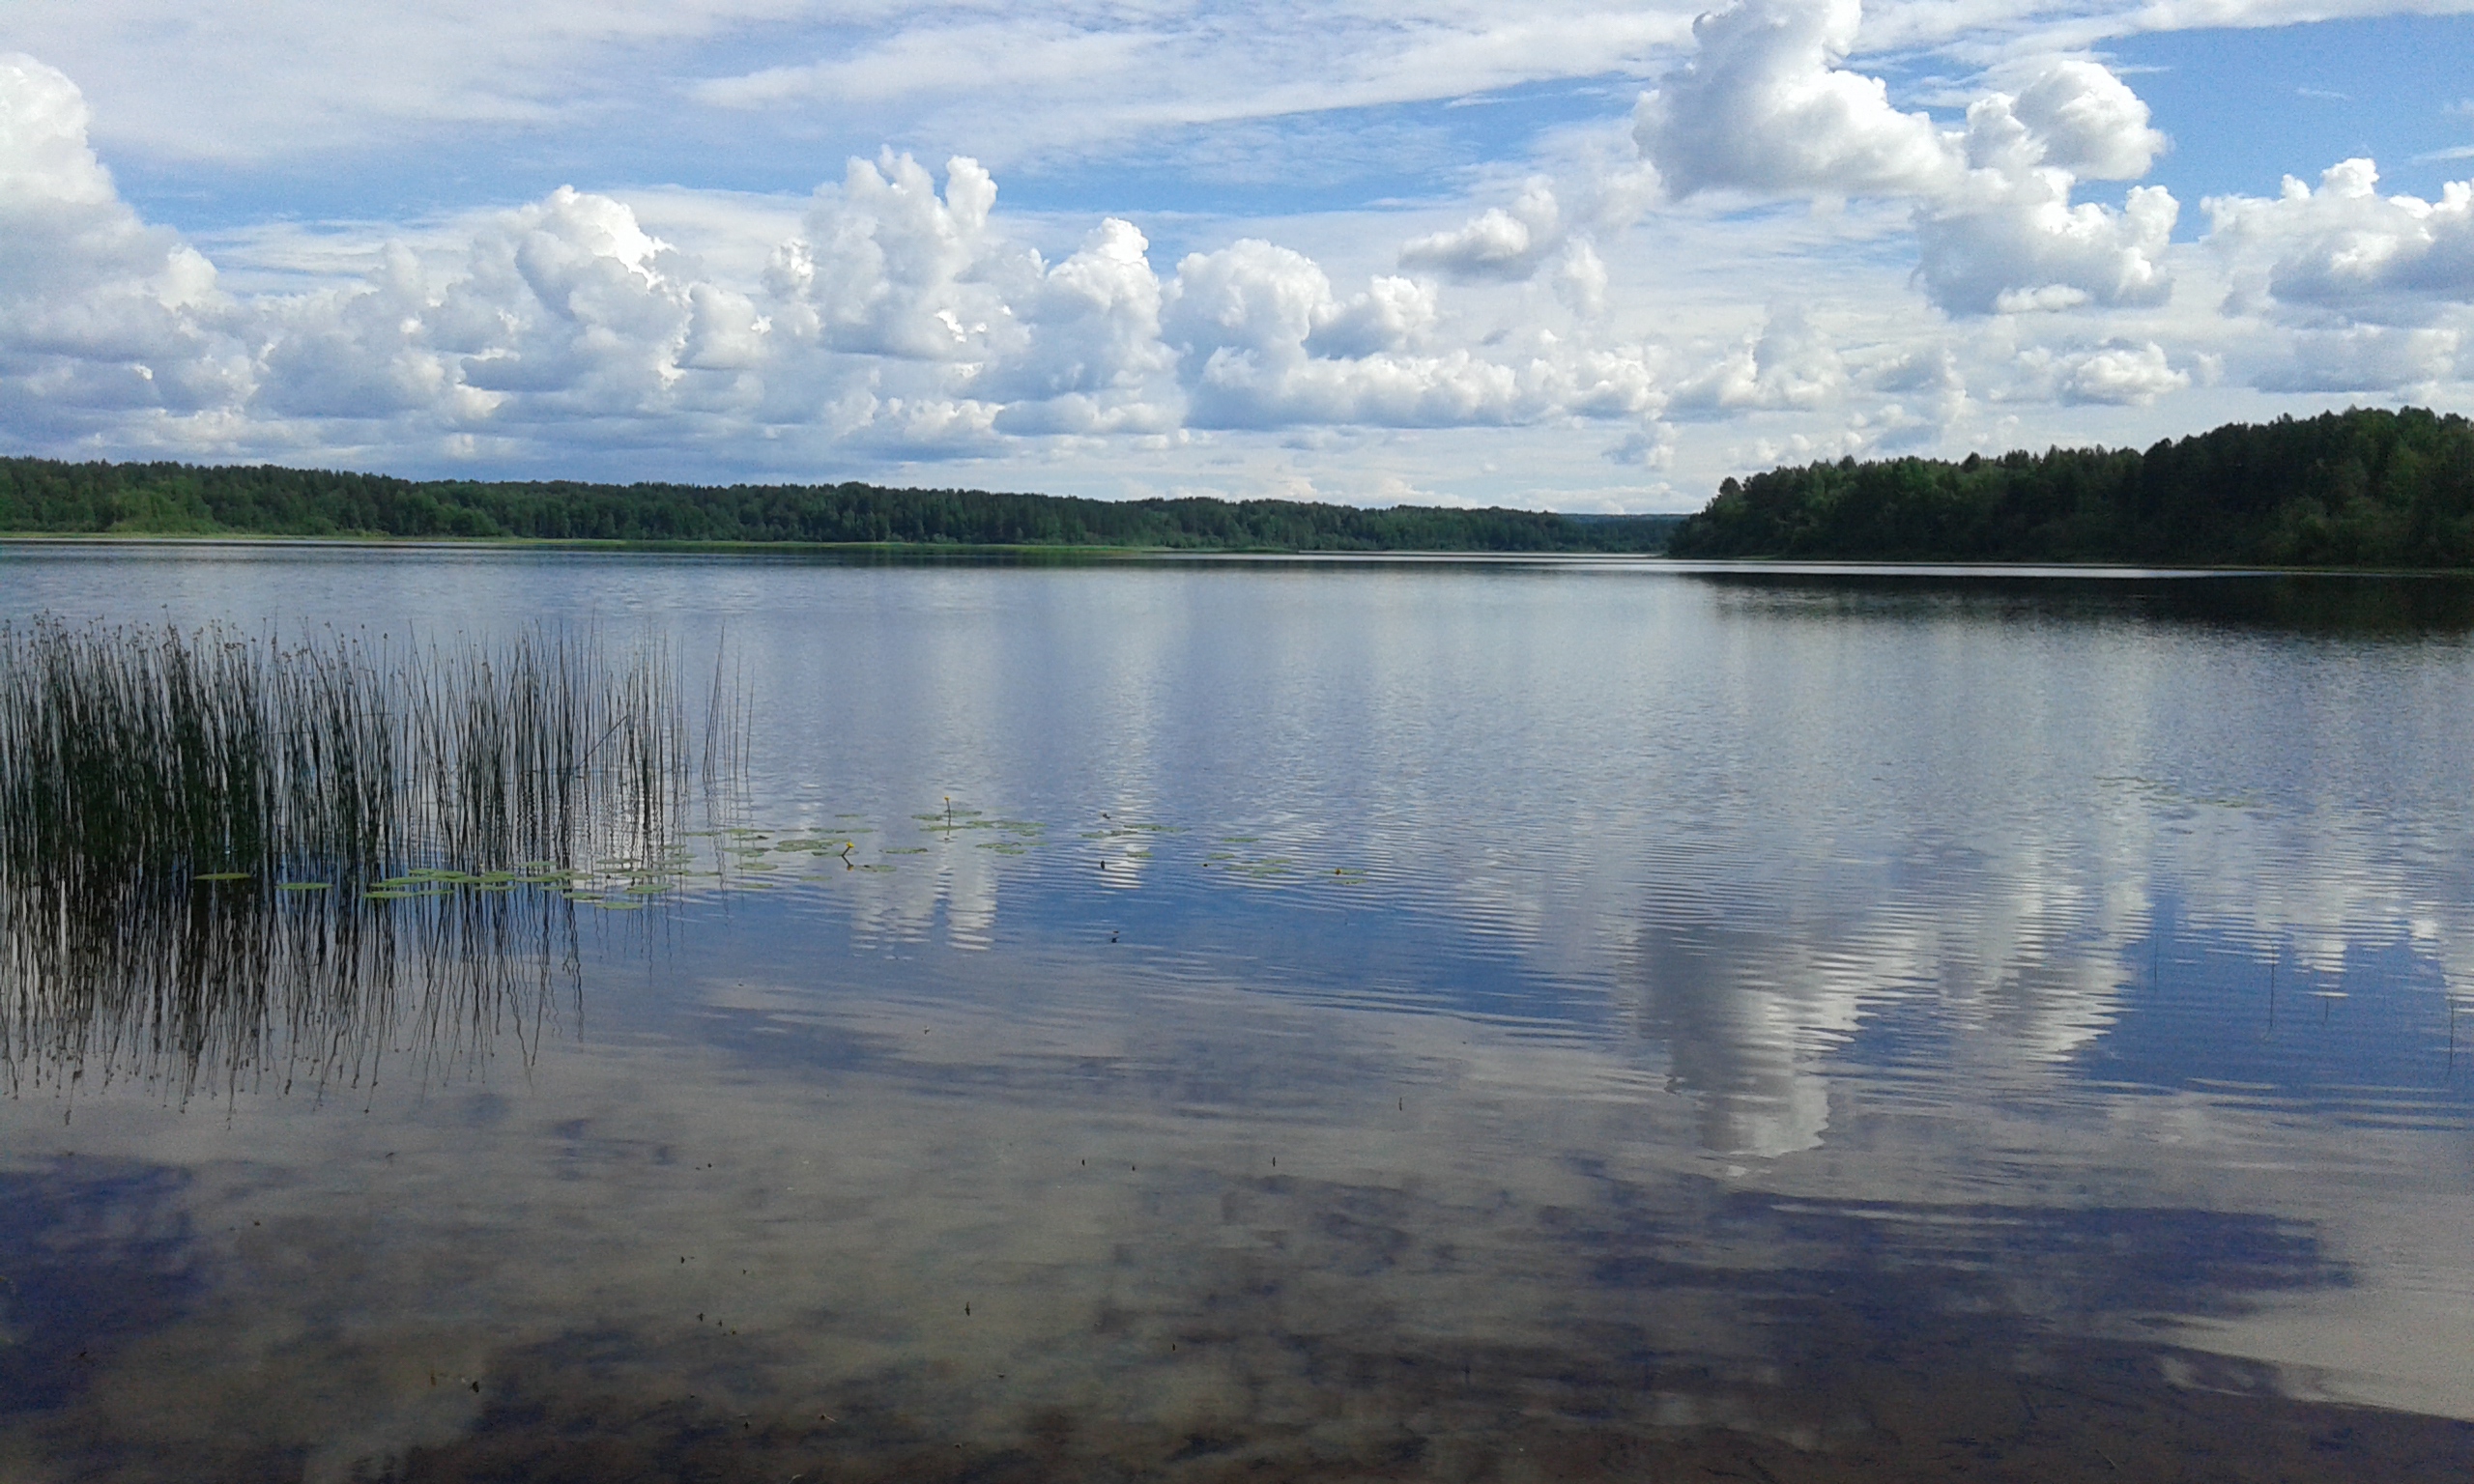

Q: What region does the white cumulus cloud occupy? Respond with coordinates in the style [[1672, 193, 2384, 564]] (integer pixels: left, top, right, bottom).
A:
[[1164, 240, 1491, 428], [1917, 174, 2177, 316], [1159, 238, 1663, 431], [2252, 325, 2464, 393], [765, 152, 1017, 362], [1399, 180, 1565, 281], [1670, 306, 1849, 416], [0, 53, 245, 434], [429, 188, 698, 413], [2205, 159, 2474, 326], [256, 186, 780, 437], [254, 243, 457, 419], [2059, 341, 2189, 405], [977, 216, 1177, 432], [2003, 61, 2168, 183], [1634, 0, 1956, 199], [1632, 2, 2179, 319]]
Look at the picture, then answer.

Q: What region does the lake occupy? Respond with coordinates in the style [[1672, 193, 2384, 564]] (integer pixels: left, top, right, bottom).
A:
[[4, 543, 2472, 1482]]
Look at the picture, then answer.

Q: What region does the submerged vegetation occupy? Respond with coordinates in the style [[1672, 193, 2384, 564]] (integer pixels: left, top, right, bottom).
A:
[[1669, 407, 2474, 566], [0, 457, 1679, 552]]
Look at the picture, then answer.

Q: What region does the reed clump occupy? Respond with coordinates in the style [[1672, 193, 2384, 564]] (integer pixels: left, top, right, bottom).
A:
[[0, 616, 720, 1099], [0, 616, 689, 884]]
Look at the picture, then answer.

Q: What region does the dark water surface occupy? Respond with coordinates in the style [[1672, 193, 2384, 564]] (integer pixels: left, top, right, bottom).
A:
[[5, 544, 2473, 1481]]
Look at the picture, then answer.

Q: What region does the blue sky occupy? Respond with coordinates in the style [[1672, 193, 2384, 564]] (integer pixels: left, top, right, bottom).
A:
[[3, 1, 2471, 509], [2106, 17, 2474, 209]]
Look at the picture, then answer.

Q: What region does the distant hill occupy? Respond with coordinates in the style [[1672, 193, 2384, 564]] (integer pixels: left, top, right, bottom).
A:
[[1668, 407, 2474, 567], [0, 457, 1679, 555]]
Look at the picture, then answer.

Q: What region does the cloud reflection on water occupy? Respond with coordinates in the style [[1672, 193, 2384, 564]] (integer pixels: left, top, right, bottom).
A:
[[4, 554, 2474, 1475], [3, 920, 2464, 1477]]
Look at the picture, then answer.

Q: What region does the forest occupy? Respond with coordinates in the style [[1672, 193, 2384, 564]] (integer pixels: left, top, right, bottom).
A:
[[21, 407, 2469, 564], [0, 458, 1678, 554], [1667, 407, 2474, 566]]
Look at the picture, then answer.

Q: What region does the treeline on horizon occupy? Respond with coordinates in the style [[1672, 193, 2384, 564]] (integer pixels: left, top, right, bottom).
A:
[[1669, 407, 2474, 567], [0, 458, 1678, 554]]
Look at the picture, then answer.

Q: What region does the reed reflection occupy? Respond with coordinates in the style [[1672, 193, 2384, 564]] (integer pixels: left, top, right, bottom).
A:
[[2, 870, 595, 1100]]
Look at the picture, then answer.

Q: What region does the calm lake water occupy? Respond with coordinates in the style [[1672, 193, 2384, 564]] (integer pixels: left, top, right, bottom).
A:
[[4, 543, 2473, 1482]]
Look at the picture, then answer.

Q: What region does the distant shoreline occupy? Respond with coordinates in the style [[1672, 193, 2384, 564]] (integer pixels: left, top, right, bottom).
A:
[[0, 532, 1664, 558], [0, 455, 1680, 554], [8, 531, 2468, 576]]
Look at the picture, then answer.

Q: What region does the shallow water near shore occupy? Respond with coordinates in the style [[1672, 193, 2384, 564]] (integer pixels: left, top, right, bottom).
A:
[[4, 545, 2473, 1481]]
